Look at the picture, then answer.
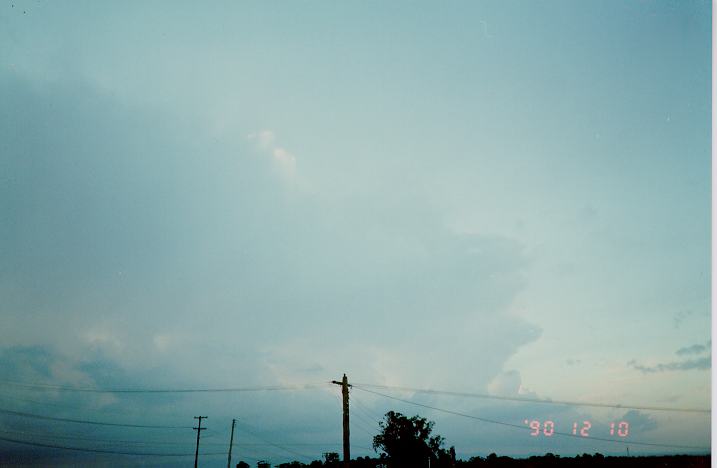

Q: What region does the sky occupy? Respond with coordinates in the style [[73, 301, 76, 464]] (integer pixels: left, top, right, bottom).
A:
[[0, 0, 711, 465]]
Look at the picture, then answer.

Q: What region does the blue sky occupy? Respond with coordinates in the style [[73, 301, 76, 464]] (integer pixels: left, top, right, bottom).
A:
[[0, 0, 711, 465]]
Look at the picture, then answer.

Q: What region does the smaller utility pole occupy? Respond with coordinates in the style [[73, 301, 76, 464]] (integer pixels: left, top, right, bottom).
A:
[[227, 418, 236, 468], [194, 416, 207, 468]]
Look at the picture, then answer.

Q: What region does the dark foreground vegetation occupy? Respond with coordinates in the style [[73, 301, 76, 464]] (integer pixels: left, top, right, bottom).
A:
[[243, 453, 710, 468], [453, 454, 710, 467]]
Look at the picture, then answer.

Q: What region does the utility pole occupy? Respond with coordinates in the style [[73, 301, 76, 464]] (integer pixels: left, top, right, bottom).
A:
[[227, 418, 236, 468], [193, 416, 207, 468], [331, 374, 350, 468]]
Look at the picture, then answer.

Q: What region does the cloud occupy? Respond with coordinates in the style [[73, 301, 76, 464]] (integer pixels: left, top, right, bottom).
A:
[[248, 129, 297, 180], [0, 73, 545, 463], [619, 410, 657, 433], [627, 357, 711, 373], [672, 309, 693, 329], [272, 147, 297, 175], [488, 371, 522, 396], [0, 74, 539, 386], [675, 341, 710, 356], [247, 129, 276, 150], [152, 333, 179, 353], [487, 370, 538, 398], [0, 347, 55, 383], [0, 344, 216, 463], [628, 340, 712, 373]]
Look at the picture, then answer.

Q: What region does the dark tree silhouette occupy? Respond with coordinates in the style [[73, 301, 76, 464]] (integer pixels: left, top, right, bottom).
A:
[[373, 411, 454, 468], [323, 452, 340, 466]]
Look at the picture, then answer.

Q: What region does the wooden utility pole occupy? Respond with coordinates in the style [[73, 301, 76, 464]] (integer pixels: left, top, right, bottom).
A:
[[227, 418, 236, 468], [331, 374, 350, 468], [193, 416, 207, 468]]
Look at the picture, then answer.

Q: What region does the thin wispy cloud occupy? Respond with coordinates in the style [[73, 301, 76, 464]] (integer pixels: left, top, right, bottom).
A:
[[247, 130, 297, 180], [620, 410, 657, 433], [627, 357, 711, 373], [675, 341, 710, 356]]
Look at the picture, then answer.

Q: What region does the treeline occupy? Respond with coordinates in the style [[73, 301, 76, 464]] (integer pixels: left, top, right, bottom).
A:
[[266, 453, 710, 468], [457, 453, 710, 467]]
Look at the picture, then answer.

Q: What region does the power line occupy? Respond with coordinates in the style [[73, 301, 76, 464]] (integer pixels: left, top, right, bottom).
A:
[[0, 429, 347, 449], [351, 394, 384, 422], [236, 422, 315, 462], [227, 449, 262, 463], [0, 393, 97, 410], [350, 418, 377, 439], [353, 386, 710, 452], [0, 407, 191, 429], [0, 392, 186, 420], [351, 383, 710, 414], [0, 379, 324, 394], [351, 409, 379, 430], [332, 391, 378, 430], [350, 397, 381, 423], [352, 445, 374, 451], [0, 435, 227, 457], [0, 393, 128, 415], [0, 429, 204, 447], [351, 425, 376, 442], [234, 444, 293, 464], [236, 443, 345, 447], [6, 377, 708, 413], [353, 387, 534, 430]]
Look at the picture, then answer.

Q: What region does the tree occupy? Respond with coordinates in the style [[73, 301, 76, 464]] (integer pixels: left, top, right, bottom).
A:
[[323, 452, 340, 466], [373, 411, 454, 468]]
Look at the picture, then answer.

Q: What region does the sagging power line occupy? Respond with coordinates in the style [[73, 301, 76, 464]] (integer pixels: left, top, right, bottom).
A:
[[237, 422, 315, 462], [0, 379, 324, 394], [5, 377, 707, 414], [0, 407, 191, 429], [0, 428, 349, 450], [0, 374, 708, 462], [0, 435, 228, 457], [352, 386, 710, 452], [351, 383, 710, 414]]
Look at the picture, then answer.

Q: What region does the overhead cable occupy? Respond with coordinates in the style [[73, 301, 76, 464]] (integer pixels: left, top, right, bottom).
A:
[[0, 408, 191, 429], [0, 379, 324, 394], [351, 383, 709, 414], [352, 386, 710, 452], [0, 435, 227, 457]]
